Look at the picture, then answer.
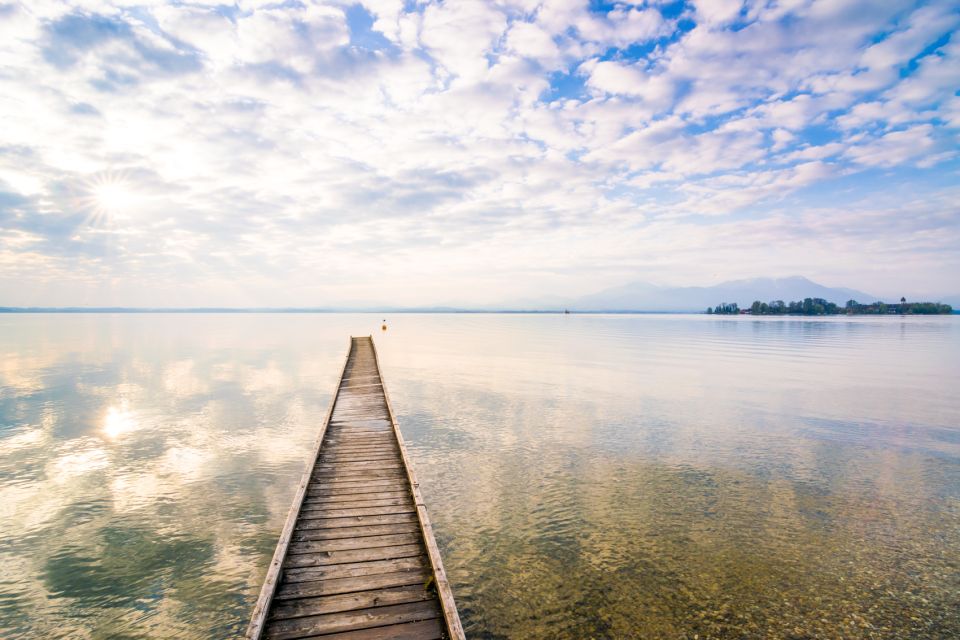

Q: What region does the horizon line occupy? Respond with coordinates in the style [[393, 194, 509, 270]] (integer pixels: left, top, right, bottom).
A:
[[2, 306, 955, 315], [0, 307, 684, 314]]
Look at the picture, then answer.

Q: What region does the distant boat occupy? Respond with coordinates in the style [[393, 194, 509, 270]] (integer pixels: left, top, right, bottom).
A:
[[564, 309, 570, 314]]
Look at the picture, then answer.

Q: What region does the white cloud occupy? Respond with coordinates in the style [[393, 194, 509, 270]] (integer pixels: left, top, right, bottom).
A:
[[693, 0, 743, 27], [844, 124, 936, 167], [0, 0, 957, 305], [583, 59, 674, 109], [235, 6, 349, 73], [506, 21, 562, 68], [153, 6, 239, 67], [420, 0, 507, 83]]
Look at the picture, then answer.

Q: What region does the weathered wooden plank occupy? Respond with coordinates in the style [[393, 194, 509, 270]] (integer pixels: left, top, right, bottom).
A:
[[310, 474, 400, 485], [301, 497, 411, 512], [317, 457, 399, 467], [294, 513, 418, 531], [321, 443, 396, 452], [315, 461, 399, 472], [321, 446, 399, 454], [288, 532, 422, 554], [313, 463, 404, 476], [311, 469, 403, 486], [325, 434, 394, 441], [264, 600, 441, 640], [297, 619, 445, 640], [312, 468, 406, 478], [321, 445, 399, 454], [318, 456, 399, 466], [330, 412, 390, 420], [282, 544, 424, 568], [314, 464, 405, 476], [311, 475, 407, 485], [320, 456, 402, 464], [303, 491, 413, 511], [322, 444, 397, 452], [323, 443, 396, 450], [320, 456, 401, 464], [316, 449, 395, 458], [316, 459, 403, 469], [325, 429, 394, 436], [275, 569, 429, 600], [307, 479, 402, 493], [318, 465, 397, 473], [323, 436, 396, 446], [327, 619, 445, 640], [292, 523, 420, 543], [304, 490, 410, 505], [320, 444, 396, 454], [268, 585, 434, 622], [294, 618, 447, 640], [323, 440, 398, 448], [325, 430, 394, 438], [283, 556, 427, 583], [307, 482, 406, 495], [297, 505, 415, 520], [306, 485, 403, 498], [328, 419, 392, 427]]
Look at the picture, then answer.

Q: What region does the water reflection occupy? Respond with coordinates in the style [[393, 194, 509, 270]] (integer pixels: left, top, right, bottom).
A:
[[0, 314, 356, 638], [0, 314, 958, 638], [102, 405, 136, 440], [375, 314, 960, 639]]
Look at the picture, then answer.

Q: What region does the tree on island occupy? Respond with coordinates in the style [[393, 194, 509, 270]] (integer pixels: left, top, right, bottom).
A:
[[712, 297, 954, 315], [708, 302, 739, 314]]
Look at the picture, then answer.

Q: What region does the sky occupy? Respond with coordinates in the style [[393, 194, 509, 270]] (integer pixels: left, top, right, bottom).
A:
[[0, 0, 958, 308]]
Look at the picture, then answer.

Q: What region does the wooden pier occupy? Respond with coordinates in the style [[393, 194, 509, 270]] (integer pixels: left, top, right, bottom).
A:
[[247, 336, 464, 640]]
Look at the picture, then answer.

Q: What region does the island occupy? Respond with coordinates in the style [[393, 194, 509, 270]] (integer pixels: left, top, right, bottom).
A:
[[707, 298, 953, 315]]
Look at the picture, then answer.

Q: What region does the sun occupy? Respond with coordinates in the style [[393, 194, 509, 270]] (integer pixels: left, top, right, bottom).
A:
[[92, 179, 138, 214], [79, 172, 143, 225]]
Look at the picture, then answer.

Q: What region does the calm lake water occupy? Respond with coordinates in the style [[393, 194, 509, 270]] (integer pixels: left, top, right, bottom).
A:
[[1, 313, 958, 639]]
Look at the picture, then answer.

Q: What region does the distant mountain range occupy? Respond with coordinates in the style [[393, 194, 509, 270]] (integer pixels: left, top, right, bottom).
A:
[[563, 276, 880, 312]]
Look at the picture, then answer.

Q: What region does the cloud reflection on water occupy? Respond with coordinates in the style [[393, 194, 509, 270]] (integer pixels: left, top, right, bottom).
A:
[[0, 313, 958, 638]]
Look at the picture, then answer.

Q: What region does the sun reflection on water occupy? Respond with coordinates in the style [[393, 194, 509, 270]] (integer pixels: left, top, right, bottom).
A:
[[102, 405, 136, 440]]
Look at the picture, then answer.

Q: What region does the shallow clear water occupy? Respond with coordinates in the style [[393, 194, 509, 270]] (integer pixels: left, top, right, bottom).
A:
[[1, 313, 958, 638]]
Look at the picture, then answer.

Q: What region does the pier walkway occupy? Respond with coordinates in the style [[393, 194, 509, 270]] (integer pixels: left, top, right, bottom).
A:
[[247, 336, 464, 640]]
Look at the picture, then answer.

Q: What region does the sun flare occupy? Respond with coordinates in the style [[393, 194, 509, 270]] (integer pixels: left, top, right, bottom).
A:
[[92, 180, 137, 214], [79, 173, 143, 224]]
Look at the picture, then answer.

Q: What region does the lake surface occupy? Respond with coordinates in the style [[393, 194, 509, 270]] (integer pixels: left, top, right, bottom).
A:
[[1, 313, 958, 639]]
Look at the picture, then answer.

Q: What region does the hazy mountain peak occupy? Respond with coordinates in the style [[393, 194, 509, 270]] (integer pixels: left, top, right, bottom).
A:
[[569, 276, 878, 312]]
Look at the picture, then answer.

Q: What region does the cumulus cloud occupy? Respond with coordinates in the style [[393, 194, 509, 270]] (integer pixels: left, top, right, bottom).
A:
[[0, 0, 957, 306], [844, 124, 937, 167]]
